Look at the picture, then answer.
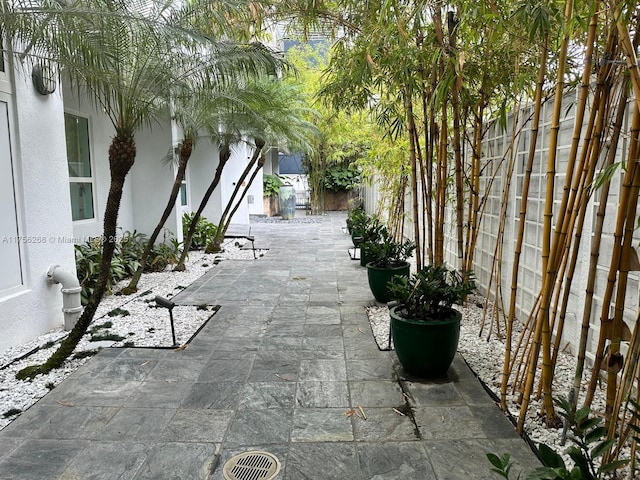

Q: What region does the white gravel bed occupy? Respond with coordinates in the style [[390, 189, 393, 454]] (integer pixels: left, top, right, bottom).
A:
[[0, 239, 264, 430], [366, 294, 615, 471]]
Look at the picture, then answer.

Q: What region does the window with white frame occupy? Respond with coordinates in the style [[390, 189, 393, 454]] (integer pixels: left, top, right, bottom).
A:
[[64, 113, 95, 221], [180, 180, 188, 206]]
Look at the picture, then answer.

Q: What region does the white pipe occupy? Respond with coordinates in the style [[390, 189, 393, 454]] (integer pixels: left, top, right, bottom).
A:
[[47, 264, 83, 330]]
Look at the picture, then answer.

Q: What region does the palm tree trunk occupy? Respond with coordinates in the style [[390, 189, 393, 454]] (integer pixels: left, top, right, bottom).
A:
[[17, 132, 136, 379], [122, 138, 192, 294], [221, 156, 265, 237], [207, 140, 264, 252], [175, 144, 231, 270]]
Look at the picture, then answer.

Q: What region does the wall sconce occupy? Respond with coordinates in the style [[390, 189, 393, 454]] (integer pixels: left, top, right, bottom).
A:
[[31, 63, 56, 96]]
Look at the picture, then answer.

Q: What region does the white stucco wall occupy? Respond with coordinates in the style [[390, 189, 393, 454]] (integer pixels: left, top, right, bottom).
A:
[[129, 120, 178, 239], [188, 139, 223, 225], [0, 62, 76, 353]]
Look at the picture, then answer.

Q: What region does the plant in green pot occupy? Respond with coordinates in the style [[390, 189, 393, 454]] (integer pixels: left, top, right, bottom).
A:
[[387, 265, 476, 377], [347, 207, 370, 247], [365, 231, 415, 303], [359, 217, 387, 267]]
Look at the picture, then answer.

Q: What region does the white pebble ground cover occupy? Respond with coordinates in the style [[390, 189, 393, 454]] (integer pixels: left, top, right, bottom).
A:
[[366, 295, 614, 470], [0, 239, 263, 430]]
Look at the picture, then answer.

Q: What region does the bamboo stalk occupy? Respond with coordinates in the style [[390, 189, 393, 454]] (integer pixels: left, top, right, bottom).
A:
[[502, 38, 548, 410]]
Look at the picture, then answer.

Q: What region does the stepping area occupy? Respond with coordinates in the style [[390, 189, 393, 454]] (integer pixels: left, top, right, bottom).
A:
[[0, 212, 540, 479]]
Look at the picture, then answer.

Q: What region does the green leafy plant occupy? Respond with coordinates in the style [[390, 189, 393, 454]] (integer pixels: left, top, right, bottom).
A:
[[182, 212, 217, 250], [263, 174, 284, 197], [388, 264, 475, 320], [346, 206, 370, 235], [487, 397, 630, 479], [359, 216, 388, 252], [323, 164, 360, 191], [365, 229, 416, 269]]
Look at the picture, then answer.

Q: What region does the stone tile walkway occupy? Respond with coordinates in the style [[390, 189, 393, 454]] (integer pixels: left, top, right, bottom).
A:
[[0, 212, 540, 479]]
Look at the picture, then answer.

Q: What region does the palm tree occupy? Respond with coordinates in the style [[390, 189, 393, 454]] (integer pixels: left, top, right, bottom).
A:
[[206, 79, 318, 253], [120, 80, 286, 294], [175, 78, 318, 268], [3, 0, 283, 378]]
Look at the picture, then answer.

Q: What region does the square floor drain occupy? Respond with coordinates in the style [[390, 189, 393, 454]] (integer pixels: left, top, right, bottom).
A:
[[223, 451, 281, 480]]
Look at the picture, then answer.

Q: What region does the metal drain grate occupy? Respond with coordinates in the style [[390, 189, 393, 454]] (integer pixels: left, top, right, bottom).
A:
[[223, 451, 281, 480]]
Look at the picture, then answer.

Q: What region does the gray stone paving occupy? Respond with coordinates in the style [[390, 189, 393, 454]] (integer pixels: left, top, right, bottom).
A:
[[0, 212, 540, 479]]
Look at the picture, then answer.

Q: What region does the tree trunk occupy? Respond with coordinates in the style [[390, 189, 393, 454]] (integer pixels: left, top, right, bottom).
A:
[[175, 144, 231, 270], [17, 132, 136, 379], [207, 140, 264, 252], [122, 138, 192, 294]]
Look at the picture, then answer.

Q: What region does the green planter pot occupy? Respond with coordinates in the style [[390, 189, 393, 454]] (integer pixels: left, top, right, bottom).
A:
[[360, 244, 373, 267], [351, 231, 364, 247], [366, 261, 410, 303], [390, 306, 461, 377]]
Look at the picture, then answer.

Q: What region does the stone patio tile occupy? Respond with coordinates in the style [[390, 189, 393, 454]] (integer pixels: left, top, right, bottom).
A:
[[132, 442, 219, 480], [413, 406, 486, 440], [357, 442, 437, 480], [146, 357, 208, 382], [303, 324, 342, 337], [285, 442, 360, 480], [0, 439, 84, 480], [302, 336, 344, 350], [249, 359, 300, 382], [295, 381, 350, 408], [160, 409, 233, 443], [403, 381, 467, 407], [299, 359, 347, 382], [97, 408, 175, 441], [60, 440, 150, 479], [181, 382, 245, 409], [349, 380, 405, 408], [239, 382, 296, 409], [424, 438, 510, 480], [346, 358, 396, 381], [32, 405, 118, 440], [126, 381, 191, 408], [37, 379, 138, 407], [258, 336, 303, 351], [197, 358, 254, 382], [352, 407, 419, 442], [87, 358, 159, 382], [291, 408, 354, 442], [225, 408, 292, 445]]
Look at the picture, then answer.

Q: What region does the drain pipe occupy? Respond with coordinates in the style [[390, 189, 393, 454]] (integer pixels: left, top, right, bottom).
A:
[[47, 264, 83, 330]]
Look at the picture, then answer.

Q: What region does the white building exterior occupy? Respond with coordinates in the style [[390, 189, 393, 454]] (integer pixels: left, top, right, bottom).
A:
[[0, 54, 268, 354]]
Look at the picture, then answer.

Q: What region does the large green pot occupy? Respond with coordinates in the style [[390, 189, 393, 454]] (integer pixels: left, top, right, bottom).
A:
[[366, 261, 410, 303], [390, 306, 461, 377], [360, 244, 373, 267], [351, 230, 364, 247]]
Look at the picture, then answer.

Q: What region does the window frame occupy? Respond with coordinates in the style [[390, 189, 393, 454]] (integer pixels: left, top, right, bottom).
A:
[[64, 111, 97, 223]]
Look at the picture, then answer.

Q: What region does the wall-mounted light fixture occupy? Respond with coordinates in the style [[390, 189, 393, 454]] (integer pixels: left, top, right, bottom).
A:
[[31, 62, 56, 95]]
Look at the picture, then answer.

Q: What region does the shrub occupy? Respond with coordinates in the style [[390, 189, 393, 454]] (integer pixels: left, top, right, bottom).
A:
[[263, 174, 284, 197], [182, 212, 217, 250]]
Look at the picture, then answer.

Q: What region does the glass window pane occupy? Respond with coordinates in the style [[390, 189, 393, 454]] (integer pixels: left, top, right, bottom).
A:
[[70, 182, 94, 221], [180, 182, 187, 206], [65, 114, 91, 177]]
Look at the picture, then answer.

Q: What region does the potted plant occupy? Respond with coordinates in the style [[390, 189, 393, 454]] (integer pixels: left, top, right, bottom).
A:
[[346, 207, 370, 247], [387, 265, 476, 377], [263, 174, 283, 216], [365, 231, 415, 303], [358, 217, 387, 267]]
